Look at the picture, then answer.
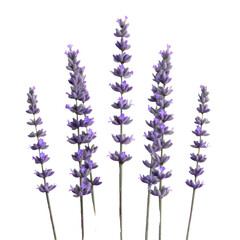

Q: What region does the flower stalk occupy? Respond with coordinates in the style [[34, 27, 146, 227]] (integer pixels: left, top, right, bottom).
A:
[[26, 87, 57, 240], [140, 45, 173, 240], [65, 45, 102, 240], [109, 16, 133, 240], [185, 85, 210, 240]]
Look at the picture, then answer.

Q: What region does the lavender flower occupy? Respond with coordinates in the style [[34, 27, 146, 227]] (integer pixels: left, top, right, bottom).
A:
[[109, 16, 133, 240], [26, 87, 57, 240], [186, 85, 210, 240], [65, 44, 101, 239], [141, 45, 173, 240]]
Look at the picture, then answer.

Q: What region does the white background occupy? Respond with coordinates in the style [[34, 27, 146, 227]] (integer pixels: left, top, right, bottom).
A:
[[0, 0, 239, 239]]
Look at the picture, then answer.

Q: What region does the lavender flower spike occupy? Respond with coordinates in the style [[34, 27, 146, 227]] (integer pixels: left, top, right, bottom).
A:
[[26, 87, 57, 240], [186, 85, 210, 240], [141, 45, 173, 240], [65, 45, 101, 240], [109, 16, 133, 240]]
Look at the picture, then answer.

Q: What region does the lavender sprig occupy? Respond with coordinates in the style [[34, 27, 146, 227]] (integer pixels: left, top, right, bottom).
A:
[[141, 45, 173, 240], [185, 85, 210, 240], [26, 87, 57, 240], [65, 45, 101, 240], [109, 16, 133, 240]]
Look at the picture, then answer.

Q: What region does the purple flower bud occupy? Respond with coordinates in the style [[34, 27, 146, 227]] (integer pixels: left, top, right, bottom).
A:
[[35, 169, 54, 178], [144, 144, 161, 154], [140, 175, 159, 185], [27, 117, 43, 126], [197, 104, 210, 114], [92, 177, 102, 186], [69, 183, 92, 197], [115, 37, 131, 51], [186, 179, 204, 189], [110, 81, 133, 94], [37, 183, 56, 193], [109, 151, 132, 163], [189, 165, 204, 176], [190, 153, 207, 163], [112, 134, 134, 144], [152, 166, 172, 180], [32, 152, 50, 164], [84, 144, 98, 154], [71, 149, 91, 162], [113, 52, 132, 64], [110, 114, 133, 125], [83, 160, 98, 170], [31, 138, 48, 150], [153, 153, 170, 165], [112, 97, 132, 110], [194, 116, 210, 125], [114, 19, 130, 38], [111, 65, 133, 78], [142, 159, 159, 168], [150, 186, 170, 199], [191, 139, 208, 148], [68, 129, 96, 144]]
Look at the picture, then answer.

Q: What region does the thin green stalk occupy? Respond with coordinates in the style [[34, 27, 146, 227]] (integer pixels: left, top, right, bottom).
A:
[[186, 189, 196, 240], [158, 130, 164, 240], [84, 112, 96, 215], [119, 162, 123, 240], [145, 189, 151, 240], [76, 100, 84, 240], [159, 181, 162, 240], [33, 114, 57, 240], [90, 171, 96, 215]]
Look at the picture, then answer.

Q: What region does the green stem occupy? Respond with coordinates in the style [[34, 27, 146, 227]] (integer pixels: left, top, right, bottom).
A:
[[90, 171, 96, 215], [159, 181, 162, 240], [119, 162, 123, 240], [158, 136, 164, 240], [76, 100, 84, 240], [186, 189, 196, 240], [145, 189, 151, 240], [83, 112, 97, 215]]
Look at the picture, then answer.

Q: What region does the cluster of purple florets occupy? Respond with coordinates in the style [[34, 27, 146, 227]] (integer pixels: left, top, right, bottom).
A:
[[109, 16, 134, 163], [140, 45, 173, 199], [65, 45, 101, 197], [186, 85, 210, 189], [26, 87, 56, 193]]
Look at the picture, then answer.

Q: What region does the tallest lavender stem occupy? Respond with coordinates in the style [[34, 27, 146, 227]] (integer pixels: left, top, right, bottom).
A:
[[109, 16, 134, 240]]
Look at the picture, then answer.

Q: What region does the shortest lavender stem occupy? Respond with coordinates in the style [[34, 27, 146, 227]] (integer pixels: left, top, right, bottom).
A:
[[26, 87, 57, 240], [186, 85, 210, 240]]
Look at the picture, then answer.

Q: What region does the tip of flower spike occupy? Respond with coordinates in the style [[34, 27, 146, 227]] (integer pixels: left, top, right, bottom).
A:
[[200, 85, 207, 91], [67, 44, 73, 51]]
